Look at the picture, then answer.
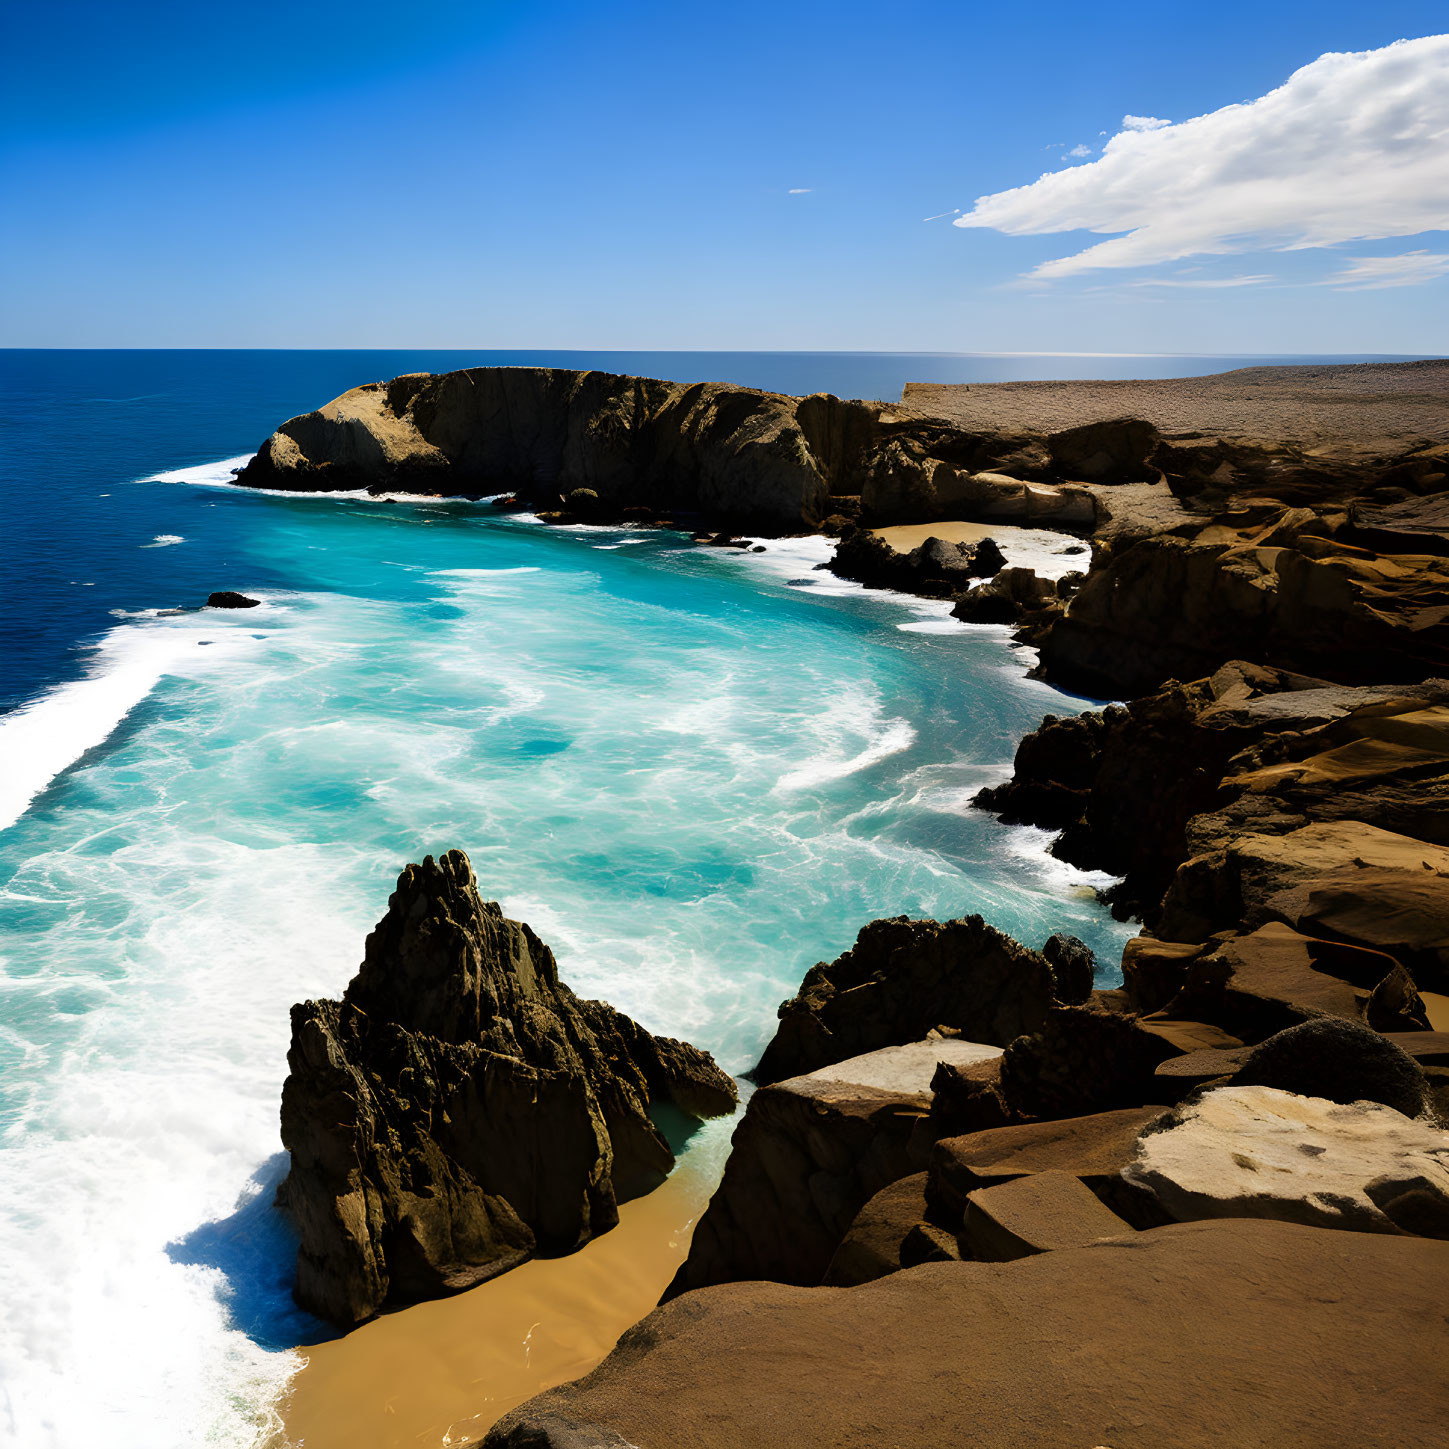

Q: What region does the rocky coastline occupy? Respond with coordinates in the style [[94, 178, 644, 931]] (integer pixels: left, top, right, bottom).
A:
[[255, 361, 1449, 1446]]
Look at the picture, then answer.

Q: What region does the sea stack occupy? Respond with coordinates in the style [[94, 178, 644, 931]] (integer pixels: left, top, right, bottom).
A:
[[278, 849, 737, 1326]]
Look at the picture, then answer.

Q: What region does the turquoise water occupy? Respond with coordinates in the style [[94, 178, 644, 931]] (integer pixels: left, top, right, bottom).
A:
[[0, 350, 1205, 1448]]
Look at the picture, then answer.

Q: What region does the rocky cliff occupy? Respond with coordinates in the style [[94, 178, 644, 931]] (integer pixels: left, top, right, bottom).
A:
[[232, 368, 1164, 530], [278, 849, 736, 1326]]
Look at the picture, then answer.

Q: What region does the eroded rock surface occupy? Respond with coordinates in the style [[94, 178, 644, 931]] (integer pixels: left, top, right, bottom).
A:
[[486, 1220, 1449, 1449], [278, 850, 736, 1325], [1123, 1085, 1449, 1234]]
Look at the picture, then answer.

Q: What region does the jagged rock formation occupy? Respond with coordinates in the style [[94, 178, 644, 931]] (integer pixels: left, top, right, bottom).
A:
[[236, 366, 1445, 546], [827, 527, 1003, 595], [1036, 526, 1449, 698], [752, 915, 1060, 1087], [278, 850, 736, 1326], [977, 666, 1449, 922], [486, 1220, 1449, 1449]]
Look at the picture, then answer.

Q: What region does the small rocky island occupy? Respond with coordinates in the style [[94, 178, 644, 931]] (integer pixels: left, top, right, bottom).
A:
[[254, 360, 1449, 1445], [279, 850, 736, 1325]]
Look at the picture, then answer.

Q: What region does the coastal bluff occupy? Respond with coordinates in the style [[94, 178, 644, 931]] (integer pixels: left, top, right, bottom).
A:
[[234, 365, 1098, 529], [238, 361, 1448, 540]]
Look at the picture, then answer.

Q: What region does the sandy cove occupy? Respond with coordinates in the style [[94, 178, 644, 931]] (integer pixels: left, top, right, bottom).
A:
[[277, 1116, 734, 1448], [248, 360, 1449, 1449]]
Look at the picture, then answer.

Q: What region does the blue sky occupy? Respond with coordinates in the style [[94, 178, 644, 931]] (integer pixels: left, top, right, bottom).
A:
[[1, 0, 1445, 351]]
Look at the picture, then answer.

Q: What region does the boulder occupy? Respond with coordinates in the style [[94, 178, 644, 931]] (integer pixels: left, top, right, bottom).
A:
[[665, 1078, 919, 1296], [823, 1172, 931, 1286], [960, 1169, 1132, 1260], [206, 590, 260, 608], [1157, 824, 1449, 992], [1047, 416, 1161, 483], [1120, 937, 1206, 1013], [925, 1053, 1014, 1139], [827, 528, 1002, 596], [1365, 962, 1433, 1031], [928, 1104, 1169, 1227], [670, 1037, 1000, 1296], [278, 850, 736, 1325], [1274, 868, 1449, 990], [998, 1003, 1182, 1118], [1160, 923, 1381, 1038], [1040, 933, 1094, 1004], [485, 1220, 1449, 1449], [1230, 1016, 1431, 1117], [1124, 1084, 1449, 1234], [951, 566, 1059, 624], [753, 915, 1055, 1087]]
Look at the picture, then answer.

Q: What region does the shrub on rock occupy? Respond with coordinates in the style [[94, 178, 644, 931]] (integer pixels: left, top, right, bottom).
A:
[[1231, 1016, 1430, 1118]]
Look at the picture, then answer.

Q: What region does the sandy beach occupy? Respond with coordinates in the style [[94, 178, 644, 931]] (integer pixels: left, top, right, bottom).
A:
[[275, 1116, 736, 1448]]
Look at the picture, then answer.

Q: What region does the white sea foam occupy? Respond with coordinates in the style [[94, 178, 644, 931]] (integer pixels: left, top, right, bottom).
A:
[[141, 534, 185, 548], [141, 455, 255, 486], [0, 489, 1135, 1449], [774, 709, 917, 793], [0, 615, 269, 833]]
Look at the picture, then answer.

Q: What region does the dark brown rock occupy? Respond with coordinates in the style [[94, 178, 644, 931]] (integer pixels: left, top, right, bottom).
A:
[[998, 1004, 1182, 1119], [1366, 963, 1433, 1031], [925, 1055, 1013, 1139], [665, 1074, 926, 1296], [822, 1172, 931, 1286], [487, 1220, 1449, 1449], [827, 527, 1003, 596], [278, 850, 735, 1325], [1160, 923, 1387, 1040], [1047, 416, 1161, 483], [960, 1169, 1132, 1260], [1041, 934, 1094, 1004], [753, 915, 1055, 1087], [950, 566, 1059, 624], [927, 1104, 1169, 1227], [1037, 532, 1449, 699], [236, 367, 1072, 532], [206, 590, 260, 608]]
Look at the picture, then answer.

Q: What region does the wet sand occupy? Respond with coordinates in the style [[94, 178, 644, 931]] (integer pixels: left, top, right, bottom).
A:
[[276, 1115, 737, 1448]]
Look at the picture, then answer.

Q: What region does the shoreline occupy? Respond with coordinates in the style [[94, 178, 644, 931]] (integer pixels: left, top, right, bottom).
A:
[[275, 1112, 738, 1448], [265, 516, 1117, 1446]]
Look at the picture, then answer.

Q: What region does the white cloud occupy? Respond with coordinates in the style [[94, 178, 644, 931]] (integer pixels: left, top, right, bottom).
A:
[[955, 35, 1449, 281], [1131, 274, 1271, 288], [1066, 144, 1093, 158], [788, 188, 812, 194], [1323, 251, 1449, 289]]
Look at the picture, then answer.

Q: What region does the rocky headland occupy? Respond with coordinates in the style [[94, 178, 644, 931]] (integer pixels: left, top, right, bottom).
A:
[[257, 360, 1449, 1445]]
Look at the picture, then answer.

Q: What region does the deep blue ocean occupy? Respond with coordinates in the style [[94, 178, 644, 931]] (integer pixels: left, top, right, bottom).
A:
[[0, 348, 1422, 1448]]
